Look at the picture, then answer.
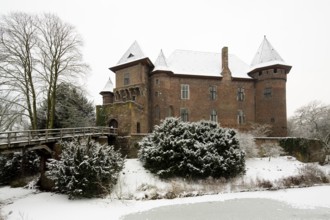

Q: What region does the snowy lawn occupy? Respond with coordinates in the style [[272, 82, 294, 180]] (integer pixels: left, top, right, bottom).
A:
[[1, 157, 330, 220]]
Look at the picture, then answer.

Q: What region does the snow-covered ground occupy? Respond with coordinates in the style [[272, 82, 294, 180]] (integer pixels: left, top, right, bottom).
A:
[[1, 157, 330, 220]]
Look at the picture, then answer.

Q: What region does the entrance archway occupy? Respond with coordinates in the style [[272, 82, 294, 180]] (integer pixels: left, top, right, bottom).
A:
[[109, 119, 118, 128]]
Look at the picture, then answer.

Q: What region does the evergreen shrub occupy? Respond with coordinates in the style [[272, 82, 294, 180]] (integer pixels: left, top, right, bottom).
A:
[[0, 151, 40, 186], [47, 139, 124, 199], [138, 118, 245, 179]]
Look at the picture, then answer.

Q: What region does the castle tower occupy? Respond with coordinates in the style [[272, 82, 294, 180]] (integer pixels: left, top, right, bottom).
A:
[[248, 36, 292, 136], [100, 77, 114, 105], [108, 41, 154, 134]]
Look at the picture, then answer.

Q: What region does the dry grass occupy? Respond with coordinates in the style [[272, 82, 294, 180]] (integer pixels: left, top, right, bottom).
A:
[[279, 164, 329, 188]]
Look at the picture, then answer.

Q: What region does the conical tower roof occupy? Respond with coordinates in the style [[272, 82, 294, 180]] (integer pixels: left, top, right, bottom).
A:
[[248, 36, 291, 73], [110, 41, 153, 72], [152, 50, 170, 72], [117, 41, 147, 65], [100, 77, 114, 93]]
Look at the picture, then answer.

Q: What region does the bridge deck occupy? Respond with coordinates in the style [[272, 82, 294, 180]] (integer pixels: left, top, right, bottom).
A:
[[0, 127, 116, 153]]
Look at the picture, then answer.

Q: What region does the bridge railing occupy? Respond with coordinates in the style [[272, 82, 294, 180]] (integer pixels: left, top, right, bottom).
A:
[[0, 127, 117, 147]]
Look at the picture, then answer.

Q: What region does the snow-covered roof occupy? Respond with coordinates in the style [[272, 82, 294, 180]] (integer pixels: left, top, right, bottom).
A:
[[112, 38, 290, 78], [163, 49, 250, 78], [100, 78, 114, 93], [116, 41, 147, 66], [249, 36, 288, 71], [153, 50, 170, 72]]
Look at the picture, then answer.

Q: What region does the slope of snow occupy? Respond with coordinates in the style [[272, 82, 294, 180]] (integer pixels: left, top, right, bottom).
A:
[[250, 36, 285, 67], [1, 157, 330, 220], [116, 41, 147, 65], [245, 157, 304, 181], [166, 49, 250, 78]]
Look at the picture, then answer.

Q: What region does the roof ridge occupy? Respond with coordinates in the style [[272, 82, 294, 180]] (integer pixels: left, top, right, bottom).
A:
[[171, 49, 221, 55]]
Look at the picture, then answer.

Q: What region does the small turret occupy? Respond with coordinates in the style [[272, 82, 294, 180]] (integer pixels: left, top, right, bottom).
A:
[[152, 49, 170, 73], [100, 78, 114, 105]]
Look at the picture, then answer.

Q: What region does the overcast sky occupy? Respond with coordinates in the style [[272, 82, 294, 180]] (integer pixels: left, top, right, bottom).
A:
[[1, 0, 330, 117]]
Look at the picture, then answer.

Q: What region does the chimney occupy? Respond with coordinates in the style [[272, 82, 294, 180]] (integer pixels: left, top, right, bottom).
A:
[[221, 47, 232, 80]]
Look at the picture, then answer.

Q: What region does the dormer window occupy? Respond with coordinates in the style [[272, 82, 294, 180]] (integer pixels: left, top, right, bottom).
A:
[[128, 53, 134, 58]]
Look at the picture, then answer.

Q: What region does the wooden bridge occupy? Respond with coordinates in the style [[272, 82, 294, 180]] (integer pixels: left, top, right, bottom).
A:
[[0, 127, 117, 154]]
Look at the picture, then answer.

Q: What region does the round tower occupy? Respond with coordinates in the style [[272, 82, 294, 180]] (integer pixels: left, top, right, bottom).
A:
[[248, 36, 292, 137], [100, 78, 114, 105]]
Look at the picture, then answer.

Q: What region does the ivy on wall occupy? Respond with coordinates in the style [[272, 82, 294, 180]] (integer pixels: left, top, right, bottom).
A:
[[96, 106, 107, 126], [279, 138, 324, 163]]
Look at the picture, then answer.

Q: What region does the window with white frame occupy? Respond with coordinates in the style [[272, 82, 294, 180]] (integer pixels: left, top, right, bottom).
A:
[[237, 110, 245, 124], [210, 86, 217, 100], [181, 84, 189, 99], [237, 87, 245, 101], [180, 108, 189, 121], [210, 109, 217, 122]]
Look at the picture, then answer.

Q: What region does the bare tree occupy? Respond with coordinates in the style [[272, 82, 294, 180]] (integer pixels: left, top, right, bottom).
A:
[[248, 122, 272, 137], [260, 143, 284, 161], [0, 12, 39, 129], [0, 90, 24, 131], [36, 13, 89, 129], [288, 100, 330, 140], [0, 12, 89, 130]]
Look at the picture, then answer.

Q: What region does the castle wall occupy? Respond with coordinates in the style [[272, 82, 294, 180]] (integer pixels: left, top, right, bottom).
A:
[[150, 72, 256, 132], [101, 42, 291, 138]]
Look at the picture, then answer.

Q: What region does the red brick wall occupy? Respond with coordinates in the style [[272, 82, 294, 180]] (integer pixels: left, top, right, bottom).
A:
[[150, 72, 256, 132], [104, 63, 288, 137]]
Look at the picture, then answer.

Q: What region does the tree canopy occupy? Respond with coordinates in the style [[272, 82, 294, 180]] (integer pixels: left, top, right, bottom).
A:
[[0, 12, 89, 130], [38, 83, 95, 129], [288, 100, 330, 140]]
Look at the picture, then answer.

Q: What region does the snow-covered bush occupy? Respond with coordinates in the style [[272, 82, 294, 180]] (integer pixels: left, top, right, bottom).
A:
[[259, 143, 284, 161], [236, 132, 258, 158], [0, 151, 39, 186], [47, 139, 124, 199], [139, 118, 245, 179]]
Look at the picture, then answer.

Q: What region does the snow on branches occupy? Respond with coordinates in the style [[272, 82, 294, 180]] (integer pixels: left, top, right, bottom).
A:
[[138, 118, 245, 179], [47, 139, 124, 199]]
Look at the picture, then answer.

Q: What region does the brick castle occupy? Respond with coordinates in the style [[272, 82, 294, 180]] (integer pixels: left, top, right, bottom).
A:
[[96, 36, 291, 137]]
